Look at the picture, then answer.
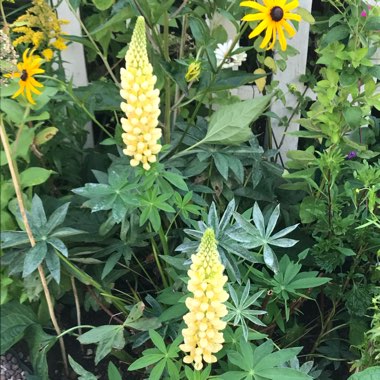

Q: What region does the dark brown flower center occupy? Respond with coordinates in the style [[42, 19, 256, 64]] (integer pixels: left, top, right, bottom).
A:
[[20, 69, 28, 81], [270, 6, 284, 22]]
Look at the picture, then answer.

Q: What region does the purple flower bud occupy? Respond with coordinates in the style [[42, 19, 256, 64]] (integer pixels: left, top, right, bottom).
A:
[[346, 151, 357, 160]]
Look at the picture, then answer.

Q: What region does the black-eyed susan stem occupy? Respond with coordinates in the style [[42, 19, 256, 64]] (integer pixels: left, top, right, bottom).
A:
[[65, 0, 119, 85], [0, 0, 9, 31], [0, 118, 69, 377], [38, 75, 113, 138]]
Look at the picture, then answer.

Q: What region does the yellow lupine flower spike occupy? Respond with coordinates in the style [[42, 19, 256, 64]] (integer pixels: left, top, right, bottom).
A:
[[120, 16, 162, 171], [180, 228, 229, 371]]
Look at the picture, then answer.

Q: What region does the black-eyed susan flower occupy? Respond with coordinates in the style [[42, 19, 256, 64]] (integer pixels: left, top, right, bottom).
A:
[[120, 16, 162, 171], [6, 49, 44, 105], [180, 228, 229, 371], [240, 0, 302, 51]]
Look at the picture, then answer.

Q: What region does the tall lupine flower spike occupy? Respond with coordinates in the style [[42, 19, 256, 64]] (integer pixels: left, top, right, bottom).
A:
[[180, 228, 229, 370], [120, 16, 162, 170]]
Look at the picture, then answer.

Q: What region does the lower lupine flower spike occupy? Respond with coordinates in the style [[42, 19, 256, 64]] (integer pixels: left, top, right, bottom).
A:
[[180, 228, 229, 371], [120, 16, 162, 171]]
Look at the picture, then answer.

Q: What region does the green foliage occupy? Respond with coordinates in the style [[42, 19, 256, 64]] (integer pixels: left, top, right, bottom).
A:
[[225, 281, 266, 341], [0, 0, 379, 378], [231, 203, 299, 273], [1, 194, 84, 283], [128, 330, 182, 379], [219, 339, 312, 380]]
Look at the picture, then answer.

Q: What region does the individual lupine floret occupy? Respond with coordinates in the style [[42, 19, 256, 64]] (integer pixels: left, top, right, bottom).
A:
[[120, 16, 162, 170], [180, 228, 229, 370]]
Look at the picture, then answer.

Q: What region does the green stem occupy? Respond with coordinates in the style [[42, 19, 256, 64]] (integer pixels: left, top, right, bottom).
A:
[[130, 251, 159, 291], [162, 11, 171, 144], [149, 226, 169, 287], [165, 210, 181, 238], [170, 23, 249, 153], [58, 252, 127, 313], [164, 79, 171, 144], [0, 0, 9, 31], [65, 0, 119, 85], [158, 227, 170, 257], [39, 75, 113, 138], [56, 325, 95, 340]]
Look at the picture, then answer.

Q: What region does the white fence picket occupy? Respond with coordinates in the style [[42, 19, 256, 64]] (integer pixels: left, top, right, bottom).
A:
[[222, 1, 313, 163], [53, 0, 94, 147], [271, 0, 313, 162]]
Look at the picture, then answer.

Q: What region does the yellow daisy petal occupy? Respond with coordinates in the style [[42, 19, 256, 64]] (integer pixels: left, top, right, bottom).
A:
[[281, 20, 296, 37], [284, 0, 299, 11], [11, 85, 25, 99], [284, 12, 302, 21], [242, 13, 267, 22], [6, 48, 44, 104], [240, 1, 268, 13], [277, 24, 287, 51], [25, 86, 35, 105], [241, 0, 302, 51], [260, 24, 273, 49], [249, 18, 270, 39], [268, 26, 277, 50]]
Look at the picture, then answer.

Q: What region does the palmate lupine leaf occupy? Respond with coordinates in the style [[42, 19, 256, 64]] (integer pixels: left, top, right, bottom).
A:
[[177, 199, 261, 282], [72, 164, 140, 223], [229, 203, 299, 273], [226, 280, 266, 341], [1, 194, 84, 283], [219, 339, 313, 380]]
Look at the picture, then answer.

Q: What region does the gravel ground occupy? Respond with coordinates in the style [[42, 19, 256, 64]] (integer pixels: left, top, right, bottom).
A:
[[0, 353, 28, 380]]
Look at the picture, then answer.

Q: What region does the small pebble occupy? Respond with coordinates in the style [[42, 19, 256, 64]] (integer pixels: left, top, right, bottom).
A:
[[0, 352, 27, 380]]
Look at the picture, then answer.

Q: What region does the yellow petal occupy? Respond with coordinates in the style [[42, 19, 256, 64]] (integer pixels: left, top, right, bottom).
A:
[[25, 86, 36, 105], [284, 0, 299, 11], [284, 12, 302, 22], [242, 13, 267, 22], [248, 18, 269, 38], [268, 26, 277, 50], [277, 23, 287, 50], [29, 77, 44, 88], [11, 84, 24, 99], [260, 23, 273, 49], [281, 20, 296, 37], [240, 1, 268, 13]]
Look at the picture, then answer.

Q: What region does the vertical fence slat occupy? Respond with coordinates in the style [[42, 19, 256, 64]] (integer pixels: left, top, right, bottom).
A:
[[270, 0, 313, 162], [53, 0, 94, 147]]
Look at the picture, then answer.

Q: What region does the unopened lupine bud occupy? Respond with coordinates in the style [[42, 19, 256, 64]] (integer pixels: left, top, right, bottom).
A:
[[180, 228, 229, 370], [120, 16, 162, 170]]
